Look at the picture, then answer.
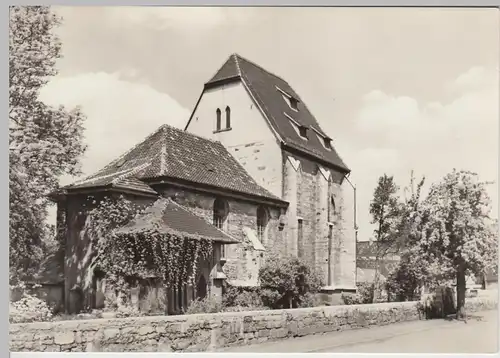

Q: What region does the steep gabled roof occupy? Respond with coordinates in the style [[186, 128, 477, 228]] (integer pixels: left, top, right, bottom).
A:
[[196, 53, 350, 173], [63, 124, 286, 205]]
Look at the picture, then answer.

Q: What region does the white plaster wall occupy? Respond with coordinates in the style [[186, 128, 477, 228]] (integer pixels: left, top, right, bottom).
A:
[[185, 82, 283, 198]]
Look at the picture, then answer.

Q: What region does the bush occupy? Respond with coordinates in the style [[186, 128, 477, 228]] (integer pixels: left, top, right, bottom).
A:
[[341, 292, 363, 305], [297, 292, 326, 308], [222, 283, 263, 308], [356, 282, 375, 303], [185, 296, 223, 314], [259, 255, 323, 309], [10, 291, 53, 323], [341, 283, 379, 305]]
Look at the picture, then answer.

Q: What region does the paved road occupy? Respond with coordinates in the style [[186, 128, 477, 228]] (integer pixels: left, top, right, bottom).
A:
[[219, 310, 498, 353]]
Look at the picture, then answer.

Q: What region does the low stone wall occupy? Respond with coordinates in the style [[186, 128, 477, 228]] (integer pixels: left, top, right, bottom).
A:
[[10, 297, 497, 352]]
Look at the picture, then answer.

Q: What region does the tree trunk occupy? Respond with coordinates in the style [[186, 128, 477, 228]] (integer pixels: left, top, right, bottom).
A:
[[456, 264, 467, 320], [372, 258, 381, 303]]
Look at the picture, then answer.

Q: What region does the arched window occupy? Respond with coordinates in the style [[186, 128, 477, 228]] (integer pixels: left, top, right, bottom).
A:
[[328, 195, 336, 223], [257, 206, 269, 242], [216, 108, 221, 131], [225, 106, 231, 129], [213, 198, 228, 229]]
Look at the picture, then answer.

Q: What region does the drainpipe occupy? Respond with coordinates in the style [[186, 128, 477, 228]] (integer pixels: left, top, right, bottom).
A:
[[344, 175, 358, 286]]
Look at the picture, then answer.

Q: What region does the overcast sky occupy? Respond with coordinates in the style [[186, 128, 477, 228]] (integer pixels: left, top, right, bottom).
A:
[[40, 6, 499, 241]]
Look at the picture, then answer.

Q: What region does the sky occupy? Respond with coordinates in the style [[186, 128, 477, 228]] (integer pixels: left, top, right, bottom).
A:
[[39, 6, 499, 241]]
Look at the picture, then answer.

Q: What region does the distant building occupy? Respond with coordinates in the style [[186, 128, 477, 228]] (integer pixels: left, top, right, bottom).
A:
[[356, 240, 400, 284]]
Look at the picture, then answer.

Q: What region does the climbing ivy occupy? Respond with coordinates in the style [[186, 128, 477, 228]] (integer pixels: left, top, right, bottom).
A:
[[84, 195, 213, 295]]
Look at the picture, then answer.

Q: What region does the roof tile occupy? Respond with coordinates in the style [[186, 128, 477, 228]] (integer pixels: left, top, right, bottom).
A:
[[65, 125, 283, 203], [115, 198, 239, 244]]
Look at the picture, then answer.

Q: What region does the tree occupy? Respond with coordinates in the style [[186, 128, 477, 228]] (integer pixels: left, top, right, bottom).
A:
[[369, 174, 402, 301], [385, 172, 434, 301], [413, 169, 497, 319], [9, 6, 86, 282]]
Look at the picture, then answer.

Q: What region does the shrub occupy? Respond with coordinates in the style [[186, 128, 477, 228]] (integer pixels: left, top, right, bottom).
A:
[[341, 283, 379, 305], [222, 283, 263, 308], [10, 291, 53, 323], [185, 296, 223, 314], [297, 292, 326, 308], [341, 292, 363, 305], [356, 282, 375, 303], [259, 255, 324, 309]]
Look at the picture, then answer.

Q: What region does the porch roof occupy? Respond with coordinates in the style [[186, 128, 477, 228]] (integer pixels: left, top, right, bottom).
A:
[[114, 198, 239, 244]]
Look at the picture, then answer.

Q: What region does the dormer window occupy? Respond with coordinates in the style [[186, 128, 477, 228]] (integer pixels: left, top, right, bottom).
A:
[[299, 126, 308, 139], [284, 112, 308, 140], [276, 86, 299, 112], [311, 127, 332, 150]]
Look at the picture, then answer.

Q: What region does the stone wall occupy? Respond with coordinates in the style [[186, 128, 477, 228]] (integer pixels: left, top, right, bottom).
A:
[[10, 297, 497, 352], [282, 151, 356, 291], [160, 185, 285, 286]]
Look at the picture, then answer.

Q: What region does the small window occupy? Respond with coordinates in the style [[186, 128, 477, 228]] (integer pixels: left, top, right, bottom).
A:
[[225, 106, 231, 129], [324, 138, 332, 149], [276, 86, 299, 111], [216, 108, 221, 131], [257, 206, 269, 243], [299, 126, 308, 139]]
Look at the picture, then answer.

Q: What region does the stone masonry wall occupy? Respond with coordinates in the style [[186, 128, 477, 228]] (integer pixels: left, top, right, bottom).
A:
[[282, 151, 355, 290], [10, 297, 497, 352], [160, 185, 284, 285], [296, 160, 319, 265]]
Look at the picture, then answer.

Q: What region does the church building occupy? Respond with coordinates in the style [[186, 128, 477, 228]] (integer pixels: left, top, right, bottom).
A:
[[50, 54, 357, 313]]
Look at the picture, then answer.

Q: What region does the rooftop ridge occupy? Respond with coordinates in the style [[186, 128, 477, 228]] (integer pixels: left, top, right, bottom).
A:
[[233, 53, 242, 77], [70, 167, 135, 187], [234, 53, 288, 84], [111, 162, 151, 185], [159, 133, 167, 175], [91, 124, 168, 178], [162, 122, 222, 145]]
